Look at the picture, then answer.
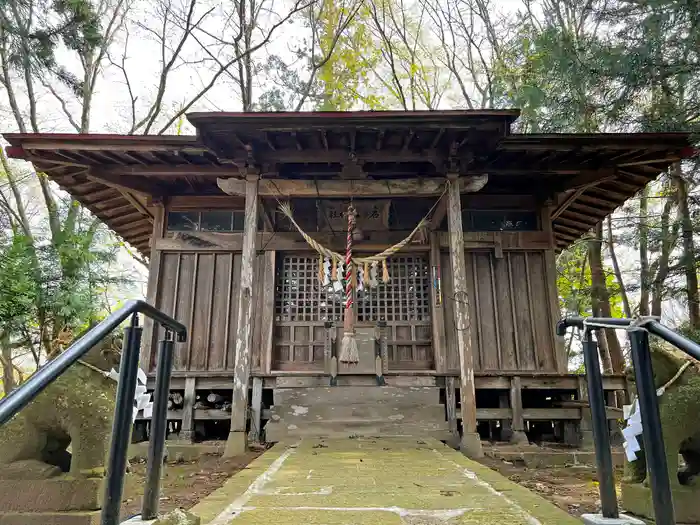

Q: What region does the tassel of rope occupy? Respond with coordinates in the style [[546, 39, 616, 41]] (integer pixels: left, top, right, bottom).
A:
[[318, 253, 324, 284], [382, 260, 390, 283]]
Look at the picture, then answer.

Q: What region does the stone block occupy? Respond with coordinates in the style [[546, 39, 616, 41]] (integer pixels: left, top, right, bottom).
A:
[[273, 386, 440, 406], [621, 482, 700, 524], [154, 509, 201, 525], [0, 478, 102, 512], [460, 431, 484, 458], [129, 442, 225, 461], [0, 510, 101, 525], [581, 513, 645, 525], [223, 431, 247, 457]]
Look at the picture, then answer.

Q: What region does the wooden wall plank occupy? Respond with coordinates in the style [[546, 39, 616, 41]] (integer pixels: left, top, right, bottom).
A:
[[441, 252, 460, 373], [466, 253, 483, 370], [250, 254, 265, 373], [545, 248, 566, 371], [494, 255, 518, 369], [528, 252, 556, 370], [154, 253, 179, 372], [509, 252, 537, 370], [429, 233, 447, 373], [190, 253, 215, 371], [226, 254, 242, 369], [475, 252, 499, 370], [260, 251, 276, 375], [209, 253, 233, 371], [174, 254, 195, 370]]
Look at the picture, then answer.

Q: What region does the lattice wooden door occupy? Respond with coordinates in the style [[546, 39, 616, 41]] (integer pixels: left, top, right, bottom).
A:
[[273, 254, 433, 371]]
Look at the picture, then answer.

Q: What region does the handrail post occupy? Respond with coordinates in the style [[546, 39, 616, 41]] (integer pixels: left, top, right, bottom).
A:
[[141, 332, 175, 520], [628, 328, 675, 525], [101, 314, 143, 525], [582, 329, 619, 518]]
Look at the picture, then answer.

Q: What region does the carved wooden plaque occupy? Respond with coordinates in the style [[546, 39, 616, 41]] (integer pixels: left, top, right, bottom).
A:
[[318, 200, 390, 232]]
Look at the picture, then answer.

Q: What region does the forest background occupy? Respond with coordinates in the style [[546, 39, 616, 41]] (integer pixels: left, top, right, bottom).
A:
[[0, 0, 698, 391]]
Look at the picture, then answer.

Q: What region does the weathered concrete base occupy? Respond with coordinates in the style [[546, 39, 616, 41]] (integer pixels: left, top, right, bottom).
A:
[[122, 509, 200, 525], [460, 431, 484, 458], [621, 482, 700, 524], [581, 513, 645, 525], [509, 430, 529, 445], [484, 445, 625, 468], [129, 441, 225, 462], [580, 430, 595, 449], [0, 478, 102, 512], [0, 510, 101, 524], [223, 431, 247, 457]]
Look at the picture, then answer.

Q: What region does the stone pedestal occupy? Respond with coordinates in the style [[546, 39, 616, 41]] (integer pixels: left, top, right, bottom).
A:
[[460, 432, 484, 458], [0, 477, 103, 525], [581, 513, 645, 525], [621, 482, 700, 524], [223, 430, 247, 457]]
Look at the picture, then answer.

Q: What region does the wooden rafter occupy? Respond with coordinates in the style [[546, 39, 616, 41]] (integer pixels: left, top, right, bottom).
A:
[[87, 171, 164, 196]]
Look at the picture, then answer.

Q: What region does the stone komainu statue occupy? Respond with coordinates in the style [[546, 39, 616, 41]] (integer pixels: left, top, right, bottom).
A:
[[0, 332, 122, 479], [624, 344, 700, 487]]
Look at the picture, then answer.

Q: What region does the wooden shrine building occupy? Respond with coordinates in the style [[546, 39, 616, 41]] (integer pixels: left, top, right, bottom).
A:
[[4, 110, 693, 456]]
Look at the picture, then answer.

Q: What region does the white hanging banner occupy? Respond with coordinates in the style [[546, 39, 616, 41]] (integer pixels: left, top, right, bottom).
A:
[[108, 366, 154, 422]]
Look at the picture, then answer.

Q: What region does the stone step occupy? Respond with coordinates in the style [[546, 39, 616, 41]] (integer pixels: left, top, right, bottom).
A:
[[273, 386, 440, 406], [269, 404, 446, 423], [265, 419, 451, 442]]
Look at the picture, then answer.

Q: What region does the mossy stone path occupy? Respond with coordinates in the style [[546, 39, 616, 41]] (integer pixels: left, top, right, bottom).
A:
[[191, 437, 581, 524]]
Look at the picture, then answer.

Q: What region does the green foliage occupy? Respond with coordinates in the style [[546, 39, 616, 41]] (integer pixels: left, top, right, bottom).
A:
[[316, 5, 384, 111], [0, 235, 38, 334], [493, 22, 612, 133], [1, 0, 103, 95]]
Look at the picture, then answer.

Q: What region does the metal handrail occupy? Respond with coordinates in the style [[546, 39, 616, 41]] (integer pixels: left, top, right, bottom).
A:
[[0, 299, 187, 525], [558, 316, 700, 525]]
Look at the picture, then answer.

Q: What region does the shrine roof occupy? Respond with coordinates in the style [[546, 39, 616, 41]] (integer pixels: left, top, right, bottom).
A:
[[3, 110, 694, 254]]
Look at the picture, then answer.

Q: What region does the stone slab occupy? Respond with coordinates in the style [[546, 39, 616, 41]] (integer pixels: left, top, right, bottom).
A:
[[0, 478, 102, 512], [129, 442, 225, 461], [265, 421, 451, 442], [273, 386, 440, 406], [0, 510, 101, 525], [191, 437, 582, 525], [581, 513, 645, 525], [484, 447, 625, 468], [621, 482, 700, 524], [269, 404, 446, 422]]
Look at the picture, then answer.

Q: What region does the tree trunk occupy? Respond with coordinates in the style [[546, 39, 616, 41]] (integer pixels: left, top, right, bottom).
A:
[[671, 163, 700, 329], [1, 334, 16, 395], [606, 216, 632, 318], [639, 186, 650, 316], [651, 188, 678, 317], [588, 223, 625, 374]]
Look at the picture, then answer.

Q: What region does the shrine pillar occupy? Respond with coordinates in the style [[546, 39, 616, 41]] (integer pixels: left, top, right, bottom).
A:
[[446, 172, 483, 458], [224, 171, 258, 457]]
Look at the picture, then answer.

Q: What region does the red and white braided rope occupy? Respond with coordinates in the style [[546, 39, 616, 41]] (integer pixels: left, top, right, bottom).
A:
[[345, 207, 355, 310]]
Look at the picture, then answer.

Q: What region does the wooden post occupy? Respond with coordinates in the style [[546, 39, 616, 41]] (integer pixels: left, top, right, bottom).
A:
[[260, 251, 276, 375], [577, 375, 594, 448], [429, 232, 447, 373], [446, 173, 482, 458], [445, 376, 459, 447], [178, 377, 196, 443], [541, 201, 567, 372], [509, 376, 528, 444], [248, 377, 263, 443], [140, 205, 165, 371], [225, 173, 259, 457]]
